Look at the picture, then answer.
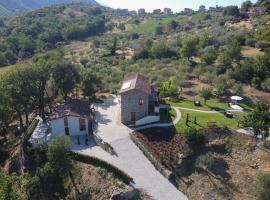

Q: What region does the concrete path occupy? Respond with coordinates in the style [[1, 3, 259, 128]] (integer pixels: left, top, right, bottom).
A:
[[133, 106, 181, 131], [73, 100, 188, 200]]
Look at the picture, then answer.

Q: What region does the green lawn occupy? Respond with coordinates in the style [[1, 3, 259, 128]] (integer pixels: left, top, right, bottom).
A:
[[160, 108, 176, 123], [164, 99, 254, 112], [165, 99, 230, 111], [161, 107, 247, 133], [174, 109, 246, 132]]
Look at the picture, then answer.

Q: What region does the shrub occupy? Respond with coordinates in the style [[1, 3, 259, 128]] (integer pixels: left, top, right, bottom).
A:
[[196, 153, 217, 169], [151, 42, 176, 59], [223, 6, 240, 17], [70, 152, 133, 184], [261, 78, 270, 92], [183, 148, 194, 158], [257, 173, 270, 200], [185, 129, 206, 147], [155, 26, 163, 35], [256, 40, 270, 51], [201, 46, 217, 65]]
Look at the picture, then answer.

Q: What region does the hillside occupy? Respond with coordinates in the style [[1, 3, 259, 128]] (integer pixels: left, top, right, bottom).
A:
[[0, 3, 107, 66], [0, 0, 96, 16]]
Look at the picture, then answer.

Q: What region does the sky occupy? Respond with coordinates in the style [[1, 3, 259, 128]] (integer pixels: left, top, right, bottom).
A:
[[97, 0, 257, 12]]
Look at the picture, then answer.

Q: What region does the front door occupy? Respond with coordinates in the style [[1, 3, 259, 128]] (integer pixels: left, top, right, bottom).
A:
[[131, 112, 136, 123], [65, 127, 70, 136]]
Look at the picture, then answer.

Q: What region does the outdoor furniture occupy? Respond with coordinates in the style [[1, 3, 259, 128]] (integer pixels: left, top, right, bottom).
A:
[[207, 122, 217, 127], [230, 104, 243, 111], [194, 101, 201, 106], [224, 111, 234, 118]]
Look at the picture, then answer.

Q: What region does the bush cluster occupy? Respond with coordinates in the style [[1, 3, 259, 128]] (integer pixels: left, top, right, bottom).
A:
[[70, 152, 133, 184]]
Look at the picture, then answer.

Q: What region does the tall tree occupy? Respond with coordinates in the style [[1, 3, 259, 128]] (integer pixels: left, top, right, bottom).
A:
[[202, 46, 217, 65], [223, 6, 240, 17], [200, 88, 212, 105], [5, 65, 37, 128], [0, 79, 13, 137], [257, 0, 270, 11], [242, 102, 270, 144], [33, 51, 63, 120], [241, 0, 253, 12], [52, 61, 80, 99], [81, 70, 101, 100], [180, 35, 198, 60]]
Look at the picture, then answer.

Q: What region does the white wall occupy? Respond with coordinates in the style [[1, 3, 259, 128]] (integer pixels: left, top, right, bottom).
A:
[[136, 116, 160, 126], [51, 118, 66, 138], [68, 116, 88, 136], [51, 116, 88, 138]]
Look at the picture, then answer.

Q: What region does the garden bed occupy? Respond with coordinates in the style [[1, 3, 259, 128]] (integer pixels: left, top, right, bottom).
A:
[[133, 128, 189, 171]]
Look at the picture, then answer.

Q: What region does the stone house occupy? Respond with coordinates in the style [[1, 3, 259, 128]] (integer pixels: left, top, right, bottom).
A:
[[120, 74, 160, 125]]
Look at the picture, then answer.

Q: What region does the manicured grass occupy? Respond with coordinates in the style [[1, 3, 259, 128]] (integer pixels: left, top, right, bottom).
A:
[[160, 108, 176, 123], [174, 109, 247, 132], [165, 99, 231, 111], [165, 99, 254, 112], [238, 102, 254, 111]]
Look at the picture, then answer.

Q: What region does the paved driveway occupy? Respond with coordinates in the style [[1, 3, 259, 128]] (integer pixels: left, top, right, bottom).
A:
[[72, 99, 187, 200]]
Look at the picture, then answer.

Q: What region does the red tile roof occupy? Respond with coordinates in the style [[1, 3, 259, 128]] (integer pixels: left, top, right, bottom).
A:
[[120, 74, 151, 94], [49, 99, 90, 120]]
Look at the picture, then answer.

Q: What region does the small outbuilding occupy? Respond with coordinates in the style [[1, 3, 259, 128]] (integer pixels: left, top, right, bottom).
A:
[[120, 74, 160, 125]]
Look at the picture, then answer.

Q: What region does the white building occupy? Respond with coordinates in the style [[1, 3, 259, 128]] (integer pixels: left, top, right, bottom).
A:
[[164, 8, 172, 15], [138, 8, 146, 16], [29, 100, 93, 147]]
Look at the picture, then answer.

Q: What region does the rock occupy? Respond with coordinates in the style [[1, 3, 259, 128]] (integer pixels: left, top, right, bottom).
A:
[[110, 188, 139, 200], [250, 163, 258, 169]]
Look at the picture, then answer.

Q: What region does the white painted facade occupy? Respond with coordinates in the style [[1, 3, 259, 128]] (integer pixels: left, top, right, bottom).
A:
[[50, 116, 89, 138]]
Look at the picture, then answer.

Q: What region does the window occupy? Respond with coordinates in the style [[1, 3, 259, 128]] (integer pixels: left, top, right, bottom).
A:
[[79, 118, 86, 131], [64, 117, 68, 127], [139, 98, 144, 106]]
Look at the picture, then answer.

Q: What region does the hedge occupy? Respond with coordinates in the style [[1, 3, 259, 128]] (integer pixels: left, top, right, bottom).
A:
[[70, 152, 133, 184]]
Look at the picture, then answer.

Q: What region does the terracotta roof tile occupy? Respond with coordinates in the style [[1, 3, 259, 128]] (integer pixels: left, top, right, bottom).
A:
[[120, 74, 151, 94], [49, 99, 90, 120]]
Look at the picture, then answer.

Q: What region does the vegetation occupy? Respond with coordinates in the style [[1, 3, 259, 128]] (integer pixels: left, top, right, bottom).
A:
[[241, 102, 270, 143], [0, 3, 106, 67], [257, 173, 270, 200], [71, 152, 133, 184], [185, 129, 206, 147], [0, 1, 270, 199], [200, 88, 212, 105], [196, 153, 217, 169]]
